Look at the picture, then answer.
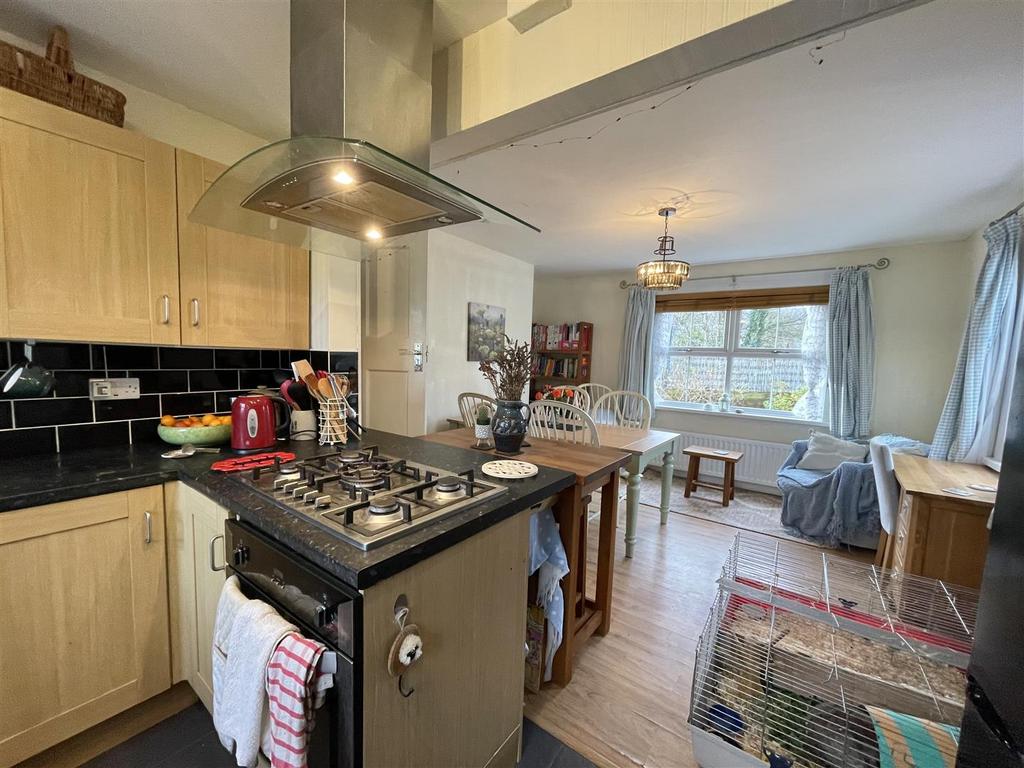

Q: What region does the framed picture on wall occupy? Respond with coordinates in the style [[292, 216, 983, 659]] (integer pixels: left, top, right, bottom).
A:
[[467, 302, 506, 362]]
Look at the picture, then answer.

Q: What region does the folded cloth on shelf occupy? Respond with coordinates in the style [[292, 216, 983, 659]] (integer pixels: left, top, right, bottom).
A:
[[529, 508, 569, 681], [262, 632, 333, 768], [865, 706, 960, 768], [213, 577, 297, 768]]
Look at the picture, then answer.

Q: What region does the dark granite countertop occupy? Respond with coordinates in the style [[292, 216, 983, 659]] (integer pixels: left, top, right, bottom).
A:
[[0, 431, 575, 590]]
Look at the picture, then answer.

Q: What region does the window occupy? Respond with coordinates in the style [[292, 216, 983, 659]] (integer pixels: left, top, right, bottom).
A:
[[653, 289, 829, 422]]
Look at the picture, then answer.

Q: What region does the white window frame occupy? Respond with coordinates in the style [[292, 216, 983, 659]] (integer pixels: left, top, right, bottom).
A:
[[656, 306, 823, 421]]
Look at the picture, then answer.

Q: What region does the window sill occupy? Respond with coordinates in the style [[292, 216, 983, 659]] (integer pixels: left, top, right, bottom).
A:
[[654, 403, 826, 429]]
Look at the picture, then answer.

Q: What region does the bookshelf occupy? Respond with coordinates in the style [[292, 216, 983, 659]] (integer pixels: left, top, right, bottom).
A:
[[530, 322, 593, 399]]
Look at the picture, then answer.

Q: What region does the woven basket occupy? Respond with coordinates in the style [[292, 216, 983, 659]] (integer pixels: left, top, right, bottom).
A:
[[0, 26, 125, 127]]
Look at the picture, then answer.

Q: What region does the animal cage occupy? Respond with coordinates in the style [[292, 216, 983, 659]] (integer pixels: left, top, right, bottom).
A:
[[689, 534, 978, 768]]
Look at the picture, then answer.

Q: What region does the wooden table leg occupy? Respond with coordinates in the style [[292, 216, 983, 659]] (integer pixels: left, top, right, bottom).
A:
[[722, 462, 732, 507], [624, 456, 642, 559], [659, 447, 675, 525], [684, 455, 699, 498], [596, 471, 618, 635], [729, 463, 736, 500], [550, 486, 582, 686]]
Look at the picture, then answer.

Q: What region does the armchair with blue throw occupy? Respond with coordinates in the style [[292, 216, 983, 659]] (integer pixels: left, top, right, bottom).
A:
[[777, 439, 880, 549]]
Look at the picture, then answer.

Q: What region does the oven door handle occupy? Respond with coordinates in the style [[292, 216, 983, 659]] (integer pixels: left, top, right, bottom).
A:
[[209, 534, 227, 572]]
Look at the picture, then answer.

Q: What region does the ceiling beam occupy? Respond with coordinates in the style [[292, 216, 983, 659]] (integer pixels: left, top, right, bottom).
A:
[[431, 0, 935, 169]]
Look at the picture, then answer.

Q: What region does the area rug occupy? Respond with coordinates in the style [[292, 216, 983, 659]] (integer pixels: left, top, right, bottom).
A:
[[636, 469, 809, 545]]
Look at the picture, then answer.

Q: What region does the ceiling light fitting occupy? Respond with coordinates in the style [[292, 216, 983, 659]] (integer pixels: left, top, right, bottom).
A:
[[635, 207, 690, 291]]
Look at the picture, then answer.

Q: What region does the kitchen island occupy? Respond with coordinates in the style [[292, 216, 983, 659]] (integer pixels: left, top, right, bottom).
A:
[[0, 433, 574, 768]]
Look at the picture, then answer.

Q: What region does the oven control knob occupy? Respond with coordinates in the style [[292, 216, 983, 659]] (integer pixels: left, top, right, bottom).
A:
[[233, 545, 250, 566], [315, 495, 332, 509]]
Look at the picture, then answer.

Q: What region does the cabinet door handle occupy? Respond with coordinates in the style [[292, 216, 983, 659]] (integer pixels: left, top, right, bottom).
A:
[[190, 298, 201, 327], [160, 294, 171, 324], [209, 534, 226, 572], [144, 511, 153, 544]]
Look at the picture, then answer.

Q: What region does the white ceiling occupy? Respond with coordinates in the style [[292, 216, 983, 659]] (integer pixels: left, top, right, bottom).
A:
[[0, 0, 503, 140], [438, 0, 1024, 272]]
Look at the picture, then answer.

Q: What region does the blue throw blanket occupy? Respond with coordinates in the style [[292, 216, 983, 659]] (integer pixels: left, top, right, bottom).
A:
[[777, 440, 879, 548]]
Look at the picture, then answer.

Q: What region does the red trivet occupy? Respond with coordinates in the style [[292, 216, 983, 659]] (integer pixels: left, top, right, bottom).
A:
[[210, 451, 296, 473]]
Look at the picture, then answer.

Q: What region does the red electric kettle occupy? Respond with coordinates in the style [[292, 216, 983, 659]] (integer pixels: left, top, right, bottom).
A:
[[231, 391, 290, 452]]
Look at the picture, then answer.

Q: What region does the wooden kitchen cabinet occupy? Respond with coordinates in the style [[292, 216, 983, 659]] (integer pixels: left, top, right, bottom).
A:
[[165, 482, 229, 712], [0, 89, 179, 345], [0, 487, 170, 767], [176, 149, 310, 349], [361, 510, 530, 768]]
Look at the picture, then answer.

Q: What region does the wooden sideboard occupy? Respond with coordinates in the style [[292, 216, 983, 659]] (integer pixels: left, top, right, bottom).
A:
[[887, 453, 998, 588]]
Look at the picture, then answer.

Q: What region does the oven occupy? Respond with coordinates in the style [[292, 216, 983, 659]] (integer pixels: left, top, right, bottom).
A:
[[225, 519, 361, 768]]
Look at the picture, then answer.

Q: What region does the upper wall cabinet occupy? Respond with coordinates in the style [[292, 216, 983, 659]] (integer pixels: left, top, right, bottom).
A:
[[0, 89, 180, 344], [176, 150, 310, 349]]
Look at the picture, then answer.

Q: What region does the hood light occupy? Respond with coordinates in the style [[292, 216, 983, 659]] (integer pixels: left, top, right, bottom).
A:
[[366, 228, 382, 241], [333, 170, 355, 185]]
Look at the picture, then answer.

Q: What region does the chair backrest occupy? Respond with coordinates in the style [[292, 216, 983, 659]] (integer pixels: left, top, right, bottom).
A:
[[593, 390, 652, 430], [869, 437, 899, 534], [543, 387, 591, 412], [576, 383, 613, 413], [457, 392, 496, 428], [527, 400, 600, 446]]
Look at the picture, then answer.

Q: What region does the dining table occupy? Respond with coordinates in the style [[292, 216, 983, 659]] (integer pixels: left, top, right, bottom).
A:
[[420, 427, 629, 685], [593, 424, 681, 558]]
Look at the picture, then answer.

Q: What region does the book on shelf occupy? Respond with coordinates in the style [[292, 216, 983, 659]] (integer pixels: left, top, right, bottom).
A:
[[531, 322, 591, 352]]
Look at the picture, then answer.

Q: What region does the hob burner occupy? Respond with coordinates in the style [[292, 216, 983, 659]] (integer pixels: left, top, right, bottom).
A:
[[368, 498, 400, 516], [434, 476, 463, 493], [337, 451, 364, 464]]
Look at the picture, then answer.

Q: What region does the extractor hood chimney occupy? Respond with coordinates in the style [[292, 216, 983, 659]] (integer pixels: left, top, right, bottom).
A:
[[190, 0, 538, 247]]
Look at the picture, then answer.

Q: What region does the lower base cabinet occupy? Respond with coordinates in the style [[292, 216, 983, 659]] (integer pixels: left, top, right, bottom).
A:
[[165, 482, 229, 713], [0, 487, 170, 767]]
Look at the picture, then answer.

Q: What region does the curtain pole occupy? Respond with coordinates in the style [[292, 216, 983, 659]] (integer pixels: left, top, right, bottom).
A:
[[618, 257, 891, 289]]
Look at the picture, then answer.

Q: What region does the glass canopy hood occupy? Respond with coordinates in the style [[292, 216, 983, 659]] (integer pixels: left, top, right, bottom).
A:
[[189, 136, 540, 248]]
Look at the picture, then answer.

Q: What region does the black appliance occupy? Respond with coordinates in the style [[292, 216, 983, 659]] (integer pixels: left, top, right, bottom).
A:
[[226, 519, 361, 768], [956, 344, 1024, 766]]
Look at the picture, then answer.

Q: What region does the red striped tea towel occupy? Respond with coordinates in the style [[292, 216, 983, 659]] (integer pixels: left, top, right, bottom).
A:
[[263, 632, 333, 768]]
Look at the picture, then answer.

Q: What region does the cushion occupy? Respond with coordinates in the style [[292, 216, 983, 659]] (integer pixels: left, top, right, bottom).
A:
[[796, 431, 868, 471]]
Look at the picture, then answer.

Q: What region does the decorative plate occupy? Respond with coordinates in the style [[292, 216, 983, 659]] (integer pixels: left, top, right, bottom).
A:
[[481, 460, 539, 480]]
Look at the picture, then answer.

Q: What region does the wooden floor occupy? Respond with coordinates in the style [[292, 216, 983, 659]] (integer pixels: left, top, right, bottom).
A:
[[524, 502, 872, 768]]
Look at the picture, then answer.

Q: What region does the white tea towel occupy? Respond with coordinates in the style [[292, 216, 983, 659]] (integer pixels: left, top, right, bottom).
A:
[[213, 583, 296, 767], [212, 575, 248, 705]]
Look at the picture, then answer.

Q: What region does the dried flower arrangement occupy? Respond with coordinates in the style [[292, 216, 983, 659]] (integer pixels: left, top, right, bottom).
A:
[[478, 335, 532, 402]]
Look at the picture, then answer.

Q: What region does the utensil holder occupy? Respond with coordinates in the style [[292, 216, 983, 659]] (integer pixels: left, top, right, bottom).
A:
[[318, 398, 349, 445]]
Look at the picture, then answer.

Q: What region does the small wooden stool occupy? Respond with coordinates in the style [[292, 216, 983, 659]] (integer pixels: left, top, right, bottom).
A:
[[683, 445, 744, 507]]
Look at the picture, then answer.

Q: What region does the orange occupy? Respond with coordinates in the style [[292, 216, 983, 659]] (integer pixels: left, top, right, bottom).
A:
[[160, 414, 176, 427], [201, 413, 216, 426]]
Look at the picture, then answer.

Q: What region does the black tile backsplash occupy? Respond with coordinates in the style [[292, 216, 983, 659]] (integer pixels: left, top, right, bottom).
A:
[[0, 340, 357, 457], [214, 349, 261, 369], [106, 345, 159, 369], [59, 421, 130, 452], [95, 395, 160, 422], [0, 426, 56, 456], [160, 346, 214, 369], [189, 369, 240, 392], [14, 397, 92, 428]]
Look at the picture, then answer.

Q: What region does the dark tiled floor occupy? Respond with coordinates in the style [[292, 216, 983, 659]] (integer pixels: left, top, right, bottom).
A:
[[83, 703, 596, 768]]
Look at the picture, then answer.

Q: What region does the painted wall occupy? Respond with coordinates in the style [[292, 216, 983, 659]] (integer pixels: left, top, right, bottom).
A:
[[438, 0, 786, 134], [424, 231, 535, 433], [533, 240, 974, 444], [0, 29, 267, 164]]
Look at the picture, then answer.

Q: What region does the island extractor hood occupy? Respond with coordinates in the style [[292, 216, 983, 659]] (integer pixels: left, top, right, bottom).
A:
[[190, 0, 538, 246]]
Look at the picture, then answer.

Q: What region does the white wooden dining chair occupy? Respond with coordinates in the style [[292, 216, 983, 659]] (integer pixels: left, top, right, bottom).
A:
[[593, 390, 652, 430], [576, 383, 612, 413], [457, 392, 496, 428], [527, 401, 600, 446]]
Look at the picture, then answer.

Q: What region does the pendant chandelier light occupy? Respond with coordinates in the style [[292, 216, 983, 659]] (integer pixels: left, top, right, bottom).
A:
[[635, 207, 690, 290]]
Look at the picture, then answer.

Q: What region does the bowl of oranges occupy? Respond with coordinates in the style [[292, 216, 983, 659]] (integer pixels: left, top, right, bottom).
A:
[[157, 413, 232, 446]]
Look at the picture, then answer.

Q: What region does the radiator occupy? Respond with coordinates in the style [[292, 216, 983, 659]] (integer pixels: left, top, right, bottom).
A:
[[656, 432, 793, 491]]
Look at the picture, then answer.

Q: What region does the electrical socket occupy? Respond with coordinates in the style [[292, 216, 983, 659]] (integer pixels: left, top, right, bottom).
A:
[[89, 377, 141, 400]]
